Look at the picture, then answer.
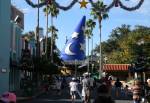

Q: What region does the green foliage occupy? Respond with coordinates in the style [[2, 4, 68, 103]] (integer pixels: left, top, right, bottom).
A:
[[33, 57, 60, 75], [41, 0, 59, 17], [22, 31, 35, 41], [85, 19, 96, 38], [93, 25, 150, 65], [48, 25, 58, 39], [90, 0, 108, 20]]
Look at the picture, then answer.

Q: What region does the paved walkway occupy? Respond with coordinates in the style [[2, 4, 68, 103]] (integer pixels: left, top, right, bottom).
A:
[[18, 85, 134, 103]]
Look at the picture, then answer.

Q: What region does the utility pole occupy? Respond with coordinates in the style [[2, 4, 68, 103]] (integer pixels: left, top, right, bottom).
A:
[[36, 0, 40, 58], [45, 4, 48, 59]]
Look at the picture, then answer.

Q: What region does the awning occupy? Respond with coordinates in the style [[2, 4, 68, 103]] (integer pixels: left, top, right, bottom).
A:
[[103, 64, 130, 71]]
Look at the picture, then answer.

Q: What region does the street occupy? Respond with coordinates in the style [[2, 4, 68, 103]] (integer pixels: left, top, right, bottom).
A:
[[20, 86, 133, 103], [21, 99, 132, 103]]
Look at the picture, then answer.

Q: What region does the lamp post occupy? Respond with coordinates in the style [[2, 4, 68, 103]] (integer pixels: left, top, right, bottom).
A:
[[36, 0, 40, 58], [104, 56, 108, 73], [45, 4, 49, 59], [136, 39, 145, 81], [92, 63, 94, 74], [75, 59, 77, 78], [104, 56, 108, 64]]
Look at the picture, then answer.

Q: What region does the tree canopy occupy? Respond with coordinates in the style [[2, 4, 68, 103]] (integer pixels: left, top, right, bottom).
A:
[[93, 25, 150, 65]]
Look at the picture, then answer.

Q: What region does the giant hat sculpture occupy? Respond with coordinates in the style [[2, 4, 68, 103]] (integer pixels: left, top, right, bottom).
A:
[[61, 16, 86, 76], [61, 16, 86, 61]]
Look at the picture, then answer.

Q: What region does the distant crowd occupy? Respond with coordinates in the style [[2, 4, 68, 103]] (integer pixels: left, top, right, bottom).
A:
[[1, 73, 150, 103]]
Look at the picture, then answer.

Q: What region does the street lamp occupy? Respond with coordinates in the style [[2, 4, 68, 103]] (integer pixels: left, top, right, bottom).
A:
[[103, 56, 108, 73], [92, 63, 94, 74], [136, 39, 145, 82], [36, 0, 40, 58], [104, 56, 108, 64]]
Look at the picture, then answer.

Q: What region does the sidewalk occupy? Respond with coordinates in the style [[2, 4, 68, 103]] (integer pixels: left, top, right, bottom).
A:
[[115, 100, 132, 103], [16, 88, 45, 102]]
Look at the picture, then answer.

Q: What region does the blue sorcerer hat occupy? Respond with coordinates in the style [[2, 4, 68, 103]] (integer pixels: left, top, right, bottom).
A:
[[61, 16, 86, 61]]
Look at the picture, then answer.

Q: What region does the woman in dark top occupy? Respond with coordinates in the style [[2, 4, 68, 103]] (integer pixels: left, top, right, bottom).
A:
[[114, 78, 122, 97]]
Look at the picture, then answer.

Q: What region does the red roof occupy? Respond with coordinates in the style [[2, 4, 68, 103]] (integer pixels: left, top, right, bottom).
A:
[[102, 64, 130, 71]]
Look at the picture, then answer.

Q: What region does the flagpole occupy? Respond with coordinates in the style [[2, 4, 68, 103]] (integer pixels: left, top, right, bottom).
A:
[[75, 60, 77, 78]]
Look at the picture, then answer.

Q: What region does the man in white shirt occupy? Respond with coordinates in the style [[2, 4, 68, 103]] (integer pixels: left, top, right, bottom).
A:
[[89, 75, 95, 90], [82, 75, 90, 103], [69, 78, 78, 103]]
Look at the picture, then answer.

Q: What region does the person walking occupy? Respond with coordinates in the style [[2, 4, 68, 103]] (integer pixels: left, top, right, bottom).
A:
[[145, 79, 150, 103], [55, 78, 62, 95], [69, 77, 78, 103], [81, 74, 90, 103], [114, 78, 122, 98], [132, 79, 142, 103], [89, 74, 95, 90]]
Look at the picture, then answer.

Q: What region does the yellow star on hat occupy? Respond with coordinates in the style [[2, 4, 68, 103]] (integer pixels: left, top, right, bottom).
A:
[[79, 0, 88, 8]]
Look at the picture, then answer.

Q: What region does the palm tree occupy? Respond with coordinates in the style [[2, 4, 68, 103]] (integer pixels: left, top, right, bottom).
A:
[[85, 19, 96, 73], [49, 2, 59, 63], [41, 1, 59, 62], [43, 4, 49, 59], [90, 0, 108, 77], [48, 25, 58, 46]]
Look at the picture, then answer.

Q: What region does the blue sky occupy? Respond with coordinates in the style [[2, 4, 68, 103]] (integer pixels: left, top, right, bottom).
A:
[[11, 0, 150, 55]]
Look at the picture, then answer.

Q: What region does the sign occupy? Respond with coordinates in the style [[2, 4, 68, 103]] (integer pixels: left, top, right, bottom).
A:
[[1, 68, 7, 73]]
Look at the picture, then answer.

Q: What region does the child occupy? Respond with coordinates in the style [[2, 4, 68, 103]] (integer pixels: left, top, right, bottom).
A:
[[124, 85, 129, 98]]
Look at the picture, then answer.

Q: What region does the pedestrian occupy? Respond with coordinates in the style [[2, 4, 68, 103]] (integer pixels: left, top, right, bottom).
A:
[[55, 78, 62, 95], [89, 74, 95, 90], [69, 77, 78, 103], [114, 78, 122, 98], [102, 74, 112, 95], [132, 79, 142, 103], [93, 83, 115, 103], [81, 74, 90, 103], [0, 92, 16, 103], [146, 79, 150, 103], [124, 85, 129, 98]]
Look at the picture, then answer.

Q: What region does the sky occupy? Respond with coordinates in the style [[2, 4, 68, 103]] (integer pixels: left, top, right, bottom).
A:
[[11, 0, 150, 55]]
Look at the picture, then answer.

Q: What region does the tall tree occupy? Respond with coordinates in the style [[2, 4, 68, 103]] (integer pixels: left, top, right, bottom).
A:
[[41, 0, 59, 62], [90, 0, 109, 74], [49, 2, 59, 63], [85, 19, 96, 72], [95, 25, 150, 66]]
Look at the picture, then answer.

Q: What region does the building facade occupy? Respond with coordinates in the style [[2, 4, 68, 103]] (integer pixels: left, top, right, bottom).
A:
[[9, 5, 24, 92], [0, 0, 11, 94]]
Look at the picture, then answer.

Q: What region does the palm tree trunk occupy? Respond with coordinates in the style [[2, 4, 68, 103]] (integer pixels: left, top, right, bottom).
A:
[[50, 15, 53, 63], [99, 16, 102, 79], [87, 37, 90, 72], [91, 34, 93, 62], [45, 5, 48, 59]]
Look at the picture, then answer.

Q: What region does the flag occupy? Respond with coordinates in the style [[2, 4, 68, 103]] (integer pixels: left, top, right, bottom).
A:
[[61, 16, 86, 61]]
